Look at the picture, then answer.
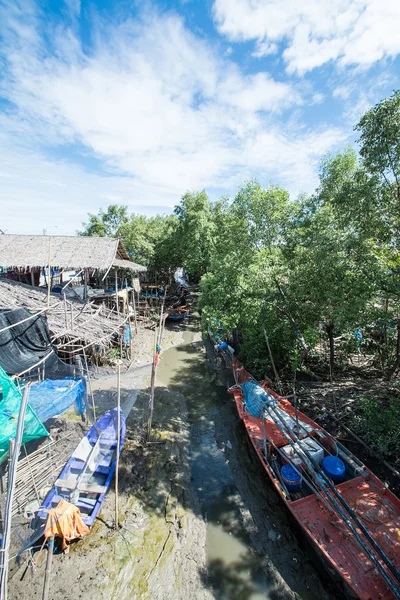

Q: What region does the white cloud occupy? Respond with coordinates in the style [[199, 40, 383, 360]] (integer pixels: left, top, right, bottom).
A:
[[0, 1, 350, 233], [212, 0, 400, 74], [0, 141, 177, 235]]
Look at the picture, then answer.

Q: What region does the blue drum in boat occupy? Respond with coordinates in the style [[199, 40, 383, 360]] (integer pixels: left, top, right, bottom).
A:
[[281, 464, 302, 492], [322, 455, 345, 483]]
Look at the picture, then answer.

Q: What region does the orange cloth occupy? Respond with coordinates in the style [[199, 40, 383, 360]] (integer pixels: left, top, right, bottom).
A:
[[44, 499, 90, 550]]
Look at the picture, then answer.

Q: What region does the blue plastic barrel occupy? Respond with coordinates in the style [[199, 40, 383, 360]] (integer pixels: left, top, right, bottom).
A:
[[281, 464, 302, 492], [322, 455, 345, 483]]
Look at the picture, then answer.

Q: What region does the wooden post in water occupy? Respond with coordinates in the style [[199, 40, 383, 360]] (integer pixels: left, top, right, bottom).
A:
[[115, 363, 121, 529]]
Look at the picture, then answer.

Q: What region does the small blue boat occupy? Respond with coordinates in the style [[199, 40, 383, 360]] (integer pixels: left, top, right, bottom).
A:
[[166, 308, 189, 321], [37, 408, 126, 527]]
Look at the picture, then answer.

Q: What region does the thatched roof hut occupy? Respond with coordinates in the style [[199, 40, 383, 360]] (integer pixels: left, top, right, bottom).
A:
[[0, 234, 147, 272]]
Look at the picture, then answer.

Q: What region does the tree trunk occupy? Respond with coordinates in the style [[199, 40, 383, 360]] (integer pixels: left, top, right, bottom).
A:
[[388, 321, 400, 379], [325, 322, 334, 382]]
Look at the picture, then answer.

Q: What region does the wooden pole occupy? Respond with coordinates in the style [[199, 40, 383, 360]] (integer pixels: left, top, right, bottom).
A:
[[63, 293, 68, 328], [47, 238, 51, 309], [115, 270, 119, 317], [23, 444, 40, 503], [83, 268, 88, 303], [115, 363, 121, 529], [0, 384, 31, 600], [339, 423, 400, 478], [137, 287, 141, 326], [132, 286, 138, 334], [41, 535, 54, 600], [263, 328, 281, 390], [147, 327, 158, 440], [82, 348, 96, 423]]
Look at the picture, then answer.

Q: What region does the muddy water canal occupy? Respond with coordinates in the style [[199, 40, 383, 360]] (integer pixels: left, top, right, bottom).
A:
[[158, 315, 336, 600]]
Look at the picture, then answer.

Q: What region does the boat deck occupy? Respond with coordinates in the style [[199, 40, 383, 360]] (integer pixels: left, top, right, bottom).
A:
[[292, 476, 400, 599], [230, 375, 400, 600]]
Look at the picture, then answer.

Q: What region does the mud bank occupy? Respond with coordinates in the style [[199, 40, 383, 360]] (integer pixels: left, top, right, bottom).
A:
[[8, 320, 212, 600], [8, 313, 338, 600]]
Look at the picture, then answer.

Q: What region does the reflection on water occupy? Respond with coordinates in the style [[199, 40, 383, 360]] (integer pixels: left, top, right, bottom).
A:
[[158, 324, 272, 599]]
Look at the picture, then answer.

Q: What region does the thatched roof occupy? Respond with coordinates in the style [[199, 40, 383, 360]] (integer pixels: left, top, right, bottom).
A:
[[0, 234, 146, 272], [113, 258, 147, 273]]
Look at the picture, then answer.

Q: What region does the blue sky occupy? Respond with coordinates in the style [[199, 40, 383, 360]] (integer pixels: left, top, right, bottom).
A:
[[1, 0, 399, 234]]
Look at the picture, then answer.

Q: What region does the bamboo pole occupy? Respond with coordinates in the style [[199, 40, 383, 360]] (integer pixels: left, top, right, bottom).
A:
[[132, 286, 138, 334], [147, 327, 158, 440], [115, 363, 121, 530], [82, 347, 96, 423], [115, 270, 119, 317], [83, 268, 88, 303], [0, 302, 61, 335], [23, 445, 40, 503], [47, 238, 51, 309], [263, 328, 282, 391], [0, 383, 31, 600], [63, 293, 68, 328], [339, 423, 400, 478], [11, 351, 52, 380], [41, 535, 55, 600]]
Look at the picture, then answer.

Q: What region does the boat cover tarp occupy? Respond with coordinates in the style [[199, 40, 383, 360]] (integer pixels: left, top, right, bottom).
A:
[[240, 380, 276, 417], [0, 307, 75, 377], [0, 366, 49, 464], [26, 377, 87, 423]]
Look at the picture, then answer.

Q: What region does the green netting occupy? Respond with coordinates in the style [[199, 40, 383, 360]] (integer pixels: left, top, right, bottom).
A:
[[0, 366, 49, 464]]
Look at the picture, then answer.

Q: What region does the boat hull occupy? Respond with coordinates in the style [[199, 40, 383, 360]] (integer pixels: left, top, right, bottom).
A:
[[39, 408, 126, 528], [229, 359, 400, 600]]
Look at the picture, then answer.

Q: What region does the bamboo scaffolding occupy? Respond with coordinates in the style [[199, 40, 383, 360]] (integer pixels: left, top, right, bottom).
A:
[[0, 280, 126, 353]]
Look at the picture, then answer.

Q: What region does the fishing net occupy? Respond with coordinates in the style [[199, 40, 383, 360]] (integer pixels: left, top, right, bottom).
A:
[[0, 366, 49, 464], [240, 380, 276, 417], [24, 377, 87, 423], [0, 307, 75, 378]]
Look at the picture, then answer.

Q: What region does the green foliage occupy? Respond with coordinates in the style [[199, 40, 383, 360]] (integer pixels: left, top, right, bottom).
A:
[[79, 204, 129, 237], [353, 395, 400, 456], [355, 90, 400, 202], [174, 191, 215, 281]]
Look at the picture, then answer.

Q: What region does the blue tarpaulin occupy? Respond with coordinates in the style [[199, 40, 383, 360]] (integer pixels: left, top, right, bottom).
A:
[[240, 380, 275, 417], [26, 377, 87, 423]]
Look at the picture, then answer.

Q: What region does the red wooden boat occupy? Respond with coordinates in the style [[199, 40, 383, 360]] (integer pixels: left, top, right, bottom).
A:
[[228, 357, 400, 600]]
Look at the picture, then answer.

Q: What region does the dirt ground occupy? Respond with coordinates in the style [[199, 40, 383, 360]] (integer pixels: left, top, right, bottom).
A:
[[8, 320, 213, 600], [7, 309, 398, 600]]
